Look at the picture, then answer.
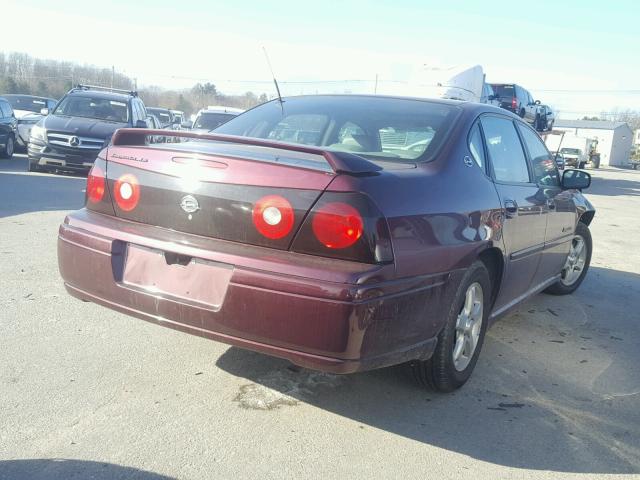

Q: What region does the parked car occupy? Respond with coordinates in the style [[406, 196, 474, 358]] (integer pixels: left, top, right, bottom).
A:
[[537, 104, 555, 131], [0, 97, 18, 159], [1, 94, 58, 150], [489, 83, 539, 125], [146, 107, 178, 129], [28, 85, 150, 173], [550, 151, 565, 169], [58, 95, 594, 392], [191, 106, 244, 133], [170, 110, 187, 127]]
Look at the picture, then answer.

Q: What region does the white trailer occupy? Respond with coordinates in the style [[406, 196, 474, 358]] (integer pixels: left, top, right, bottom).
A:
[[378, 65, 485, 102]]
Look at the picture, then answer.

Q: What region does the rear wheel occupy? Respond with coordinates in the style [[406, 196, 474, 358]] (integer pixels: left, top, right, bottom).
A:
[[0, 135, 14, 159], [410, 261, 491, 392], [545, 222, 592, 295]]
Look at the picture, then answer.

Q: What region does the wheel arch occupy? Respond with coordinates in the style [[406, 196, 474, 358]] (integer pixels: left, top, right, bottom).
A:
[[477, 246, 504, 310]]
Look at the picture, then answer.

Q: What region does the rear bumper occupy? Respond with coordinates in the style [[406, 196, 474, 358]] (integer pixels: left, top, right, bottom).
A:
[[58, 210, 457, 373]]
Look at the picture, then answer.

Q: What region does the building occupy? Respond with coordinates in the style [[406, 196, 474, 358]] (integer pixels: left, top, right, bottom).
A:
[[554, 120, 633, 167], [633, 129, 640, 146]]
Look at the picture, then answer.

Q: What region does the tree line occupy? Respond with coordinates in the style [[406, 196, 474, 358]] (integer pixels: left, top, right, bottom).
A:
[[0, 51, 268, 115]]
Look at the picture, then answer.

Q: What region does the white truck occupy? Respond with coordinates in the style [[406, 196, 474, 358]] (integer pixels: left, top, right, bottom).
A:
[[544, 133, 597, 169]]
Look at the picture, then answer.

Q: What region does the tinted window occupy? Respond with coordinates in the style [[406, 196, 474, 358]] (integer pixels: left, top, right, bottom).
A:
[[519, 125, 560, 186], [0, 101, 8, 118], [53, 95, 129, 123], [193, 112, 237, 130], [492, 84, 515, 99], [215, 96, 460, 163], [3, 95, 47, 113], [481, 116, 530, 183], [468, 123, 486, 169]]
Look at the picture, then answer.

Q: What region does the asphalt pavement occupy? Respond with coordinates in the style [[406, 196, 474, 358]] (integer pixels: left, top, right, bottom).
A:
[[1, 154, 639, 479]]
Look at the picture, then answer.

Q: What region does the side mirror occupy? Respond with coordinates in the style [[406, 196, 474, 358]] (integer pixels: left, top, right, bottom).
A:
[[135, 120, 148, 128], [488, 94, 497, 101], [535, 100, 541, 105], [561, 169, 591, 190], [40, 108, 49, 115]]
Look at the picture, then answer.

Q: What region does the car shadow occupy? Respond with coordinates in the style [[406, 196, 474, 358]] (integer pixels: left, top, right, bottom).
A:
[[0, 171, 85, 218], [587, 169, 640, 197], [215, 265, 640, 474], [0, 459, 175, 480]]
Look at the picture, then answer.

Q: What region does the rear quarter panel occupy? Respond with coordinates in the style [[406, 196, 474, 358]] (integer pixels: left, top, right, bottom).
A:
[[328, 114, 505, 280]]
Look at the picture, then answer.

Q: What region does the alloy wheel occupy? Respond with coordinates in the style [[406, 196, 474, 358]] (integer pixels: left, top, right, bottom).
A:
[[560, 234, 587, 286], [453, 282, 484, 372]]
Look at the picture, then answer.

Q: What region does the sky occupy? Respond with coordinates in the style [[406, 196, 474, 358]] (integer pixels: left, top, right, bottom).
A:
[[3, 0, 639, 118]]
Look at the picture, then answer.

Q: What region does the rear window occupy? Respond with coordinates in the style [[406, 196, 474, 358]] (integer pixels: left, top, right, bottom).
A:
[[3, 95, 49, 113], [491, 84, 515, 98], [214, 96, 460, 163], [193, 112, 237, 130]]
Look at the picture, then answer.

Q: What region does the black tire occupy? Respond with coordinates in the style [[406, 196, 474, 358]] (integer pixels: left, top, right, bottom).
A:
[[548, 121, 554, 131], [519, 108, 526, 118], [0, 135, 14, 159], [545, 222, 592, 295], [410, 261, 491, 392], [535, 114, 544, 131]]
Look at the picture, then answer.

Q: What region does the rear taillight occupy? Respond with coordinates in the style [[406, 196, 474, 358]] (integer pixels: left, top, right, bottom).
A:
[[114, 174, 140, 212], [86, 165, 106, 204], [511, 97, 517, 110], [252, 195, 295, 239], [312, 202, 363, 249], [291, 192, 393, 264]]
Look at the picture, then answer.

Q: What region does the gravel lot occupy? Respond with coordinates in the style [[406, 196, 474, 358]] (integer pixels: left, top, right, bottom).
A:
[[1, 154, 639, 480]]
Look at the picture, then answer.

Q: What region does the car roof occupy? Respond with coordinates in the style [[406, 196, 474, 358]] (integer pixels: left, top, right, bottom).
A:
[[66, 90, 133, 101], [1, 94, 57, 101], [200, 106, 244, 114], [273, 93, 511, 116], [147, 107, 171, 112]]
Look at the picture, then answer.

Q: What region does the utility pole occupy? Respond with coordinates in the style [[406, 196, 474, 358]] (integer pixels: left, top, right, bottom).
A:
[[111, 65, 115, 90], [374, 74, 378, 94]]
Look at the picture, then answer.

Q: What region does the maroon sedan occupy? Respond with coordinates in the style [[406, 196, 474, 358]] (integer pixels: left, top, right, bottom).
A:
[[58, 95, 594, 391]]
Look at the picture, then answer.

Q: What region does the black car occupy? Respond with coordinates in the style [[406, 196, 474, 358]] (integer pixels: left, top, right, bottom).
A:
[[0, 97, 18, 159], [28, 85, 149, 173], [146, 107, 178, 129], [489, 83, 539, 126], [1, 94, 58, 150]]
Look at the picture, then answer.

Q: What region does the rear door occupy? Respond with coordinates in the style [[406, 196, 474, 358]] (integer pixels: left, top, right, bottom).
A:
[[0, 100, 12, 143], [481, 114, 547, 309], [517, 123, 575, 283]]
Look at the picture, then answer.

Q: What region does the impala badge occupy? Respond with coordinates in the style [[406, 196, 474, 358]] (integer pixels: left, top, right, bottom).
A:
[[180, 195, 200, 214]]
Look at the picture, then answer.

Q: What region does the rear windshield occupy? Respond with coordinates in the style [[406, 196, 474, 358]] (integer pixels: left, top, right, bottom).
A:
[[214, 96, 460, 163], [194, 112, 237, 130], [491, 84, 515, 98], [147, 109, 172, 126], [4, 95, 50, 113], [53, 95, 129, 123], [561, 148, 582, 155]]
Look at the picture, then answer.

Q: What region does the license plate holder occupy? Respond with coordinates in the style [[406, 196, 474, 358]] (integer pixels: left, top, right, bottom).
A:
[[122, 244, 233, 310]]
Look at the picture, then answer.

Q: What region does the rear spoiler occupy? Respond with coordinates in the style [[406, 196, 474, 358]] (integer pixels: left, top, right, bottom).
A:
[[111, 128, 382, 175]]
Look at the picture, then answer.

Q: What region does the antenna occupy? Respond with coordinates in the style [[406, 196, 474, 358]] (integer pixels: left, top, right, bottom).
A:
[[262, 47, 284, 112]]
